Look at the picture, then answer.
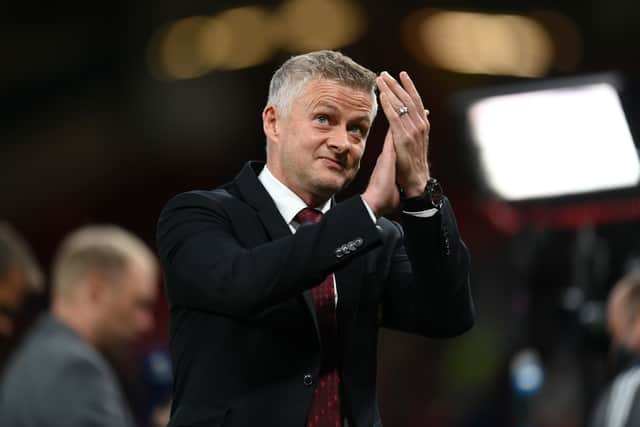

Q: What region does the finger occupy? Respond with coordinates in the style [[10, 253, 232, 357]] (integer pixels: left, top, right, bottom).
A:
[[399, 71, 426, 114], [380, 72, 421, 122], [379, 81, 423, 146], [378, 131, 397, 180], [424, 109, 431, 134], [378, 91, 409, 134], [370, 130, 395, 182], [377, 75, 414, 122], [376, 76, 405, 115], [378, 82, 418, 138], [382, 129, 396, 155]]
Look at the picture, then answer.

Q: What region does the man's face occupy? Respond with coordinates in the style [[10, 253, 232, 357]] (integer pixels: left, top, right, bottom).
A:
[[266, 79, 374, 205], [97, 262, 157, 351], [0, 265, 28, 338]]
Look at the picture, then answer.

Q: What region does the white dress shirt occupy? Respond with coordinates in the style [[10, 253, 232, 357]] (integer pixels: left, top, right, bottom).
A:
[[258, 166, 339, 304]]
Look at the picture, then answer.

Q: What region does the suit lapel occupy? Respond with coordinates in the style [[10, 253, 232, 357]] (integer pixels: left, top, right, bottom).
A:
[[232, 162, 369, 353], [234, 161, 291, 241], [233, 162, 321, 344]]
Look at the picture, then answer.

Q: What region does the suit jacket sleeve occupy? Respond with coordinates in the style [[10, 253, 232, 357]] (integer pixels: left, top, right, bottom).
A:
[[379, 196, 475, 338], [157, 191, 383, 317]]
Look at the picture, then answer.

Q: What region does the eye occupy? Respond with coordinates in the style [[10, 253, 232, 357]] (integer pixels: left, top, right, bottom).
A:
[[348, 124, 368, 136], [316, 115, 329, 125]]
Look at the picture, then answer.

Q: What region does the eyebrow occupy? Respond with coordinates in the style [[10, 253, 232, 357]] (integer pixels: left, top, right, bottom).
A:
[[312, 102, 372, 125]]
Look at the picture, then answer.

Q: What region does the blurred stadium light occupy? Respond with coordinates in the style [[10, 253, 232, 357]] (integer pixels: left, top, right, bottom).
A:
[[147, 0, 365, 79], [511, 348, 544, 397], [147, 6, 276, 79], [201, 7, 275, 70], [451, 73, 640, 203], [275, 0, 366, 53], [147, 16, 211, 80], [402, 8, 582, 77]]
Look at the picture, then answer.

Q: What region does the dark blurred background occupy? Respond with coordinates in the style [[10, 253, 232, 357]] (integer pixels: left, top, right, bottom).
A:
[[2, 0, 640, 426]]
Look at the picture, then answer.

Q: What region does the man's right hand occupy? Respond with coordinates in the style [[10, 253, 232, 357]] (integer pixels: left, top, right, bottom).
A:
[[362, 132, 400, 217]]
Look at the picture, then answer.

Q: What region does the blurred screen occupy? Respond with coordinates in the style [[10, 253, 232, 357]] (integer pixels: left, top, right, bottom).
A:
[[466, 82, 640, 201]]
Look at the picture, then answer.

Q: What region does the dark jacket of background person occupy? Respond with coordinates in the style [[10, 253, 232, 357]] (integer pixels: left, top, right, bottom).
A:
[[156, 161, 475, 427], [0, 313, 136, 427]]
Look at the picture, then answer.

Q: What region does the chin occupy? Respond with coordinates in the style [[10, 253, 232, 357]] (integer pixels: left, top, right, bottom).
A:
[[324, 170, 353, 187], [316, 176, 346, 192]]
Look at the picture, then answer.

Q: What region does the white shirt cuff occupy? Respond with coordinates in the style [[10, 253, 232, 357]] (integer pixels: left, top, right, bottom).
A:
[[360, 197, 378, 224], [402, 208, 438, 218]]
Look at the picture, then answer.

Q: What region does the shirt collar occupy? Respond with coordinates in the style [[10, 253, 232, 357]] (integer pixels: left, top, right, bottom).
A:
[[258, 166, 330, 225]]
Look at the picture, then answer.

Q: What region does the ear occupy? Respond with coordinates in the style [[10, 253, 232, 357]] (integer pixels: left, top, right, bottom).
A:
[[85, 273, 110, 303], [262, 104, 280, 144]]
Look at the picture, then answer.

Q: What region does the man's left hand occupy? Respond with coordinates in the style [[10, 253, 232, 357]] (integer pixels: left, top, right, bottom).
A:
[[376, 71, 431, 198]]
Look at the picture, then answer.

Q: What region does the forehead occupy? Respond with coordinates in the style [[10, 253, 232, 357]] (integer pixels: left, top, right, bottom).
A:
[[296, 79, 374, 116], [118, 261, 156, 295]]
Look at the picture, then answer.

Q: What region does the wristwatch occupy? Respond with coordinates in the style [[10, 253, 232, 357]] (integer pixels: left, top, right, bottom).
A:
[[401, 178, 444, 211], [425, 178, 444, 209]]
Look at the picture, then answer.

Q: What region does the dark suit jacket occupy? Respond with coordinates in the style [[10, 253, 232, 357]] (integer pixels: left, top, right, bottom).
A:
[[156, 161, 475, 427]]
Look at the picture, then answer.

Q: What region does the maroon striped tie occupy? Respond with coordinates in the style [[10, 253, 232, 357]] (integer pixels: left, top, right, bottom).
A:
[[296, 208, 342, 427]]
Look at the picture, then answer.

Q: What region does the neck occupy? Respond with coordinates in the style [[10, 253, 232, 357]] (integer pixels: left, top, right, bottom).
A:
[[264, 163, 331, 208], [52, 299, 98, 347], [300, 192, 330, 209]]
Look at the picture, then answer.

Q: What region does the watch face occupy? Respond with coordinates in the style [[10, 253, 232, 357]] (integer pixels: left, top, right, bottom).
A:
[[427, 179, 444, 208]]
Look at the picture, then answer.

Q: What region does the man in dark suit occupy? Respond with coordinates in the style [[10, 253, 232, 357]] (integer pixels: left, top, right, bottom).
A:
[[157, 50, 475, 427], [0, 225, 158, 427]]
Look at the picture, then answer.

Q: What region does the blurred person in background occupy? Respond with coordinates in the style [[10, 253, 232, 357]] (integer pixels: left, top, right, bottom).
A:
[[0, 221, 43, 341], [0, 225, 158, 427], [157, 49, 474, 426], [139, 347, 173, 427], [590, 270, 640, 427]]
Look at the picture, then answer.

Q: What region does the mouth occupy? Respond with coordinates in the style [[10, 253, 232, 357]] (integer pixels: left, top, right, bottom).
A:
[[319, 157, 345, 171]]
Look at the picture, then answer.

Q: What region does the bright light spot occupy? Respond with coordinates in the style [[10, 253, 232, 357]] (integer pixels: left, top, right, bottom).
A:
[[404, 9, 554, 77], [467, 82, 640, 200], [202, 7, 275, 70], [198, 17, 233, 70], [148, 6, 277, 79], [411, 9, 479, 73], [148, 16, 210, 80], [530, 10, 583, 72], [511, 349, 544, 396], [147, 1, 369, 79], [276, 0, 366, 52]]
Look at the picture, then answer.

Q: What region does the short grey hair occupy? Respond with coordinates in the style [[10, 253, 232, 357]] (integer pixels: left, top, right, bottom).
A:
[[267, 50, 378, 119], [52, 225, 156, 299]]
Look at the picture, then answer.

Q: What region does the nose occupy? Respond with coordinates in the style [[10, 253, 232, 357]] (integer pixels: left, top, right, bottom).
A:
[[327, 129, 349, 153]]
